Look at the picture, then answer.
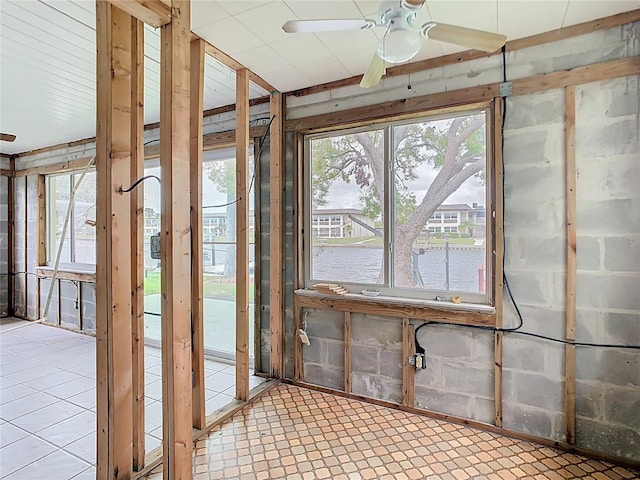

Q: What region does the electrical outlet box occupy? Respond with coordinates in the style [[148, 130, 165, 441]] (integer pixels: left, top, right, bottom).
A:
[[412, 353, 427, 370], [150, 234, 161, 260]]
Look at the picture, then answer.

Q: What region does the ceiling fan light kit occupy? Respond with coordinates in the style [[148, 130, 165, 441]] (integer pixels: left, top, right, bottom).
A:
[[282, 0, 506, 88]]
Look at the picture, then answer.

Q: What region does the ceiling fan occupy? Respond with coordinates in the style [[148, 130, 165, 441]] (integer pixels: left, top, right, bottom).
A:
[[283, 0, 507, 88], [0, 133, 16, 142]]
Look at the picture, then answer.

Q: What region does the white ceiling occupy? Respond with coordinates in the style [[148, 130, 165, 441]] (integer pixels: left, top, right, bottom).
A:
[[1, 0, 638, 155]]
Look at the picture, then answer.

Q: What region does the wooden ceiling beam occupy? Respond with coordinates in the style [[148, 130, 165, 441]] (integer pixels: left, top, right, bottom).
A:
[[108, 0, 171, 28]]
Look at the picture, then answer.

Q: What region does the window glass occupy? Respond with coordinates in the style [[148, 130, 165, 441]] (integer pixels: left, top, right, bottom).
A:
[[310, 129, 385, 285], [307, 110, 489, 303]]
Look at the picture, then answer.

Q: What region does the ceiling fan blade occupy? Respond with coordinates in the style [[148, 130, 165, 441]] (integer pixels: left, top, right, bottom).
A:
[[425, 23, 506, 53], [283, 19, 375, 33], [0, 133, 16, 142], [360, 54, 385, 89]]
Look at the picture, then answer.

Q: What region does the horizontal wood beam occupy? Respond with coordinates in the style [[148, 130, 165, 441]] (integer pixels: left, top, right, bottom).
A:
[[108, 0, 171, 28], [288, 9, 640, 98], [36, 268, 96, 283], [295, 292, 495, 327], [0, 168, 14, 177], [287, 57, 640, 132]]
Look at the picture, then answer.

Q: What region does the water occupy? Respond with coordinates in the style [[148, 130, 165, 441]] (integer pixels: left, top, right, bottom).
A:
[[311, 246, 485, 293]]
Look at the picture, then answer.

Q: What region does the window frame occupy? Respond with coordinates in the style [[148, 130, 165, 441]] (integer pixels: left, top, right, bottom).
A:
[[45, 170, 97, 272], [303, 107, 495, 306]]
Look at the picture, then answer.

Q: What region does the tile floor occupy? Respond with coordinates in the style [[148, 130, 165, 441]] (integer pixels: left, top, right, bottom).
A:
[[146, 384, 638, 480], [0, 318, 262, 479]]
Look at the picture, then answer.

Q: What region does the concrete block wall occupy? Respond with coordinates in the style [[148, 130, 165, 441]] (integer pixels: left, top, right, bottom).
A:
[[276, 21, 640, 462], [13, 177, 26, 318], [573, 75, 640, 460], [501, 88, 567, 442], [0, 175, 8, 316]]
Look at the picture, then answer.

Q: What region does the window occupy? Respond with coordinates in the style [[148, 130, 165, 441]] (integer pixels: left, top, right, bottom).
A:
[[306, 109, 491, 304], [47, 171, 97, 269]]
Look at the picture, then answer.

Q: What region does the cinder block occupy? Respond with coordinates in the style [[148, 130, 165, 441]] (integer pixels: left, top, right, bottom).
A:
[[302, 337, 323, 364], [576, 272, 640, 311], [577, 74, 638, 119], [416, 326, 472, 361], [505, 370, 564, 411], [499, 271, 551, 306], [505, 90, 564, 129], [379, 349, 402, 379], [576, 417, 640, 462], [473, 397, 496, 425], [604, 312, 640, 345], [441, 363, 493, 398], [503, 338, 545, 373], [576, 349, 640, 387], [415, 357, 441, 388], [352, 372, 402, 404], [575, 380, 604, 420], [577, 199, 640, 236], [306, 309, 344, 341], [604, 237, 640, 272], [351, 314, 401, 348], [351, 345, 379, 374], [304, 363, 343, 391], [505, 236, 565, 270], [415, 386, 472, 419], [503, 130, 548, 166], [576, 309, 601, 343], [604, 387, 640, 430], [503, 402, 554, 439], [578, 118, 639, 157], [326, 340, 344, 367], [576, 237, 601, 271]]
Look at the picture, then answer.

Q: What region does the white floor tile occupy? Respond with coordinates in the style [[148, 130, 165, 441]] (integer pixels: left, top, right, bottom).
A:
[[3, 448, 90, 480], [0, 434, 56, 478]]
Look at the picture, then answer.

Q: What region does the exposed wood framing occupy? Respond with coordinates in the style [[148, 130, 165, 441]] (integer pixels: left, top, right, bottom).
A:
[[344, 312, 351, 393], [36, 268, 96, 283], [108, 0, 171, 28], [295, 292, 495, 327], [235, 68, 250, 401], [493, 98, 505, 428], [23, 177, 27, 317], [36, 175, 45, 319], [253, 141, 262, 373], [402, 318, 415, 408], [287, 379, 640, 472], [288, 9, 640, 97], [293, 306, 304, 382], [0, 168, 13, 177], [159, 0, 193, 477], [96, 2, 135, 478], [130, 16, 146, 472], [7, 158, 15, 316], [190, 37, 206, 431], [201, 39, 275, 93], [287, 57, 640, 132], [269, 91, 284, 378], [565, 85, 577, 445]]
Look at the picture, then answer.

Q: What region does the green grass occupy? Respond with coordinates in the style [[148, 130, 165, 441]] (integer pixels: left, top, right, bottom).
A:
[[143, 271, 254, 301], [423, 238, 476, 245], [312, 236, 478, 246]]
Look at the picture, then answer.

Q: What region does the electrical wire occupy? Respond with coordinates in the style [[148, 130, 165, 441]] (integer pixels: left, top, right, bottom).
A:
[[119, 175, 161, 193], [202, 115, 275, 209], [413, 47, 639, 353], [0, 272, 38, 277]]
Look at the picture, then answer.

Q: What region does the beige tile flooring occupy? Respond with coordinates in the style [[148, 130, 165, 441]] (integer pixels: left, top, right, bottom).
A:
[[0, 318, 261, 479], [147, 384, 638, 480]]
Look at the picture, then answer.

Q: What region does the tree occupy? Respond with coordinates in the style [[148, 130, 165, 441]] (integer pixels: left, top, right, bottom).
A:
[[312, 114, 485, 286]]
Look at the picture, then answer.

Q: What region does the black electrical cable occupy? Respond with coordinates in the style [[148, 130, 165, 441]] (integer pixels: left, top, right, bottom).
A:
[[202, 114, 275, 210], [119, 175, 161, 193], [144, 311, 162, 317], [414, 46, 639, 353], [0, 271, 38, 277]]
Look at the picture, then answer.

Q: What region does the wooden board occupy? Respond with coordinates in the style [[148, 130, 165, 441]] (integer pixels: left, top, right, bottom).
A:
[[565, 85, 577, 445], [269, 92, 284, 378], [190, 37, 206, 431], [95, 3, 135, 478], [295, 292, 496, 327], [160, 1, 193, 478], [402, 319, 415, 408], [293, 306, 304, 382], [7, 159, 14, 316], [286, 57, 640, 133], [130, 17, 146, 472], [235, 68, 250, 401], [493, 98, 505, 428], [108, 0, 170, 28], [344, 312, 351, 393]]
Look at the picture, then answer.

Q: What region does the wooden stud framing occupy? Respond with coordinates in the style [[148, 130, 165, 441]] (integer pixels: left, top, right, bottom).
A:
[[36, 175, 46, 319], [493, 97, 505, 428], [23, 177, 28, 317], [293, 306, 304, 382], [130, 16, 146, 472], [7, 158, 15, 316], [402, 318, 415, 408], [565, 85, 577, 444], [344, 312, 351, 393], [269, 91, 284, 378], [108, 0, 171, 28], [96, 2, 135, 478], [190, 37, 206, 431], [293, 133, 305, 383], [159, 0, 193, 477], [235, 68, 250, 401]]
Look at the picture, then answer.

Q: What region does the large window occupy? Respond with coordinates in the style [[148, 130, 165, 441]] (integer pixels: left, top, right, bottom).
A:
[[306, 109, 492, 304], [47, 171, 97, 269]]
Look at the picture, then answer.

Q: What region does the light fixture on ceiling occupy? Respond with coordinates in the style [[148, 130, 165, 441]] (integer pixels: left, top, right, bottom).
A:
[[378, 24, 422, 64]]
